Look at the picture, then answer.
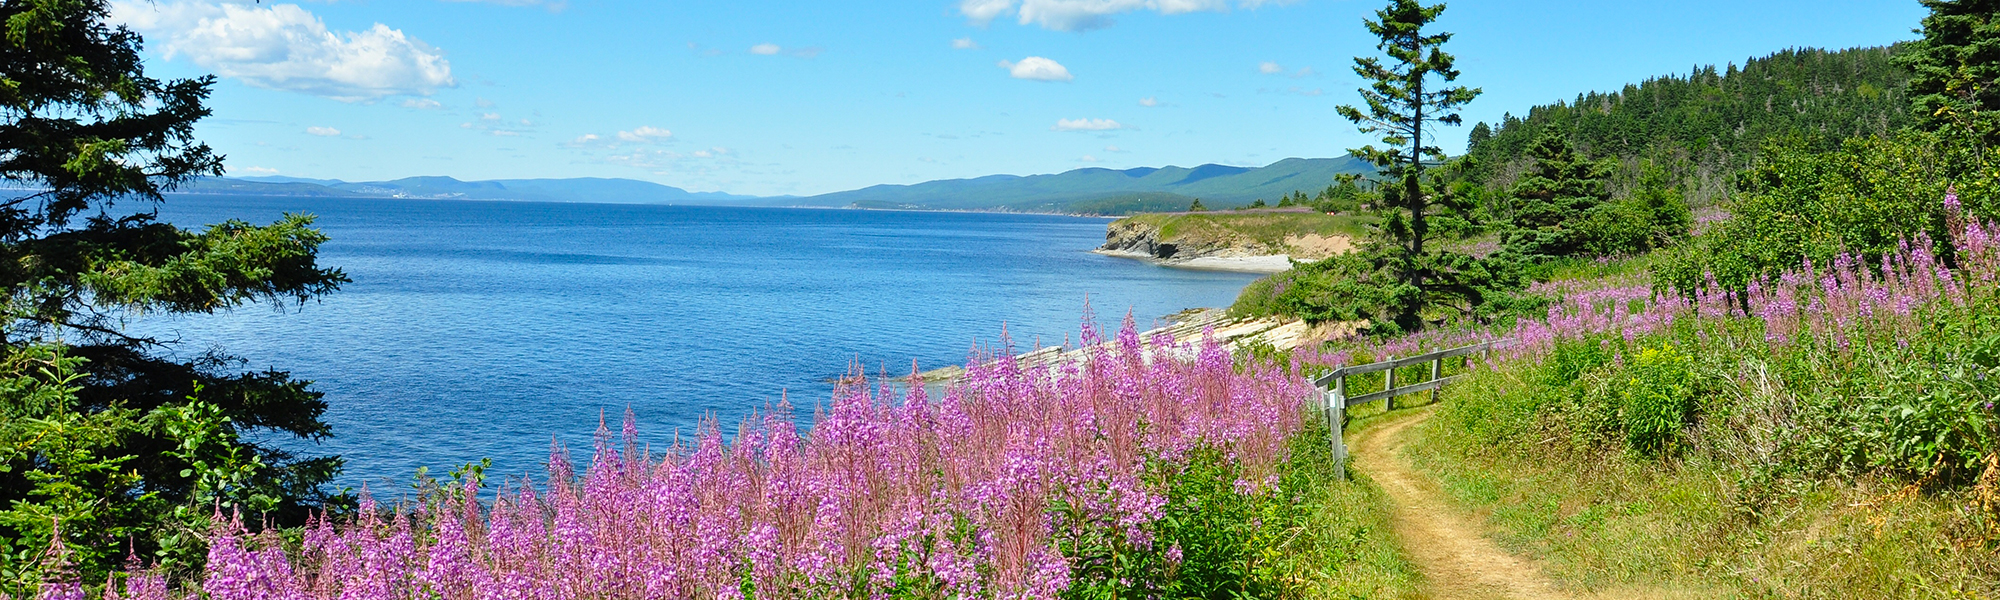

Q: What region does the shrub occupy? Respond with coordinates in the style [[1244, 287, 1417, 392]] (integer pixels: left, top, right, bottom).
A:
[[1620, 344, 1695, 457]]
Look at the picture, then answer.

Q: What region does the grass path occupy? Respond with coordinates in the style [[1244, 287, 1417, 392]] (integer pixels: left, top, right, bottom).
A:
[[1350, 407, 1575, 600]]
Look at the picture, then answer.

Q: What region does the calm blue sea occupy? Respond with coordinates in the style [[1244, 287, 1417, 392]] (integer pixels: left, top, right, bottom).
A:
[[135, 195, 1262, 489]]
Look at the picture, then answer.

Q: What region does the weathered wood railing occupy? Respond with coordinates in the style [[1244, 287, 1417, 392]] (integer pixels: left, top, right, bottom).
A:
[[1311, 339, 1509, 480]]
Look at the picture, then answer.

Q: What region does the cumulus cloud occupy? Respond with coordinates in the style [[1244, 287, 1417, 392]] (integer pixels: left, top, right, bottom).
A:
[[998, 57, 1073, 82], [963, 0, 1274, 31], [401, 98, 443, 109], [951, 37, 980, 49], [111, 1, 454, 102], [1079, 155, 1101, 163], [1053, 118, 1122, 131], [1259, 61, 1283, 74], [750, 43, 781, 55], [1138, 96, 1160, 107], [305, 126, 341, 136]]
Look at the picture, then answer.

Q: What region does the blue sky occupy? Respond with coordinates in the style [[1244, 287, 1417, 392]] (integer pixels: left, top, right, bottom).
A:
[[111, 0, 1927, 197]]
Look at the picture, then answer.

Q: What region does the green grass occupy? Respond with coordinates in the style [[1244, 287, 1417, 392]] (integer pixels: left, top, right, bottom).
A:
[[1285, 418, 1426, 600], [1407, 359, 2000, 599], [1119, 210, 1374, 256]]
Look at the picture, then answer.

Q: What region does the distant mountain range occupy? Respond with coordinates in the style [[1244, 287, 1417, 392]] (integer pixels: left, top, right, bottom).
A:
[[176, 176, 767, 204], [136, 156, 1371, 216], [790, 156, 1373, 214]]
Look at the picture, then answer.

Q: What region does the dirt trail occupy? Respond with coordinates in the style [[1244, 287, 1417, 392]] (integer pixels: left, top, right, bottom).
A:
[[1351, 408, 1573, 600]]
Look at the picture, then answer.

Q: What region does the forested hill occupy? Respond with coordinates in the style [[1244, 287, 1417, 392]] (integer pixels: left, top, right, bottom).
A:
[[1464, 45, 1914, 201]]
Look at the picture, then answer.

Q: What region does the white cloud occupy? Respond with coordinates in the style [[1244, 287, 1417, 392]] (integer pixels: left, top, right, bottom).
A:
[[952, 37, 980, 49], [1293, 66, 1316, 78], [111, 1, 454, 102], [238, 166, 280, 175], [998, 57, 1073, 82], [1080, 155, 1101, 163], [1259, 61, 1283, 74], [567, 134, 602, 146], [750, 43, 781, 55], [1105, 145, 1126, 152], [1138, 96, 1160, 107], [963, 0, 1272, 31], [401, 98, 443, 109], [616, 126, 674, 143], [481, 112, 502, 121], [305, 126, 341, 136], [1053, 118, 1122, 131], [476, 97, 496, 108]]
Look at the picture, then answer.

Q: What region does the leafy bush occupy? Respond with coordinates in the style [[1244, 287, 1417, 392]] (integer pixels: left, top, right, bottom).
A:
[[1657, 131, 2000, 293], [1620, 345, 1695, 457]]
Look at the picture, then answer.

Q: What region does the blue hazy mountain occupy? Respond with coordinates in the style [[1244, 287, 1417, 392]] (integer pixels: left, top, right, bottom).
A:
[[177, 176, 765, 204], [792, 156, 1374, 213], [166, 155, 1370, 213]]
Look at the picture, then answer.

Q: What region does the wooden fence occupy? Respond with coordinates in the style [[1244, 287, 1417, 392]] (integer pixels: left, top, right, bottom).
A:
[[1310, 339, 1509, 480]]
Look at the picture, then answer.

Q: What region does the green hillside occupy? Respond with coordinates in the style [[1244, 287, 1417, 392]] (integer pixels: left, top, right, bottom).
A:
[[798, 156, 1375, 213], [1466, 45, 1914, 203]]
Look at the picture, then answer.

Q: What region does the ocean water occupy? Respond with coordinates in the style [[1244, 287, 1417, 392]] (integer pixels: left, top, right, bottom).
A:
[[135, 195, 1264, 489]]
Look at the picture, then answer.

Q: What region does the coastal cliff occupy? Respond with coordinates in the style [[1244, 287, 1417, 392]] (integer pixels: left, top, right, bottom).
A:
[[1096, 209, 1362, 272]]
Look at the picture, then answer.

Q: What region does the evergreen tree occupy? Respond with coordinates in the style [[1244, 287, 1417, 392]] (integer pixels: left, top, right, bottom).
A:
[[1505, 133, 1612, 258], [1188, 199, 1208, 211], [1900, 0, 2000, 144], [1335, 0, 1482, 332], [0, 0, 347, 584]]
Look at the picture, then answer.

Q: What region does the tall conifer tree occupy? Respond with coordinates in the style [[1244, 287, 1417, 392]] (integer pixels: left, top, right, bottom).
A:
[[0, 0, 348, 582], [1336, 0, 1481, 331]]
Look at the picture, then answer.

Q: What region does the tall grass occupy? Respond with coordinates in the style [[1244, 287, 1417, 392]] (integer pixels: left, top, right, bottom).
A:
[[1401, 197, 2000, 596]]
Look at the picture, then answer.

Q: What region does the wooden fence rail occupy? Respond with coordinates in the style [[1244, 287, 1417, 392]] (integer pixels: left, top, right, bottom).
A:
[[1311, 339, 1509, 480]]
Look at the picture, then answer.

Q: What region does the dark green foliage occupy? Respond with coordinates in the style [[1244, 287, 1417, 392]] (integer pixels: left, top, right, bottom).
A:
[[1188, 199, 1208, 212], [0, 0, 348, 586], [1656, 131, 1999, 292], [1899, 0, 2000, 144], [1503, 133, 1615, 258], [1464, 46, 1914, 204], [1246, 198, 1267, 209], [1335, 0, 1489, 332]]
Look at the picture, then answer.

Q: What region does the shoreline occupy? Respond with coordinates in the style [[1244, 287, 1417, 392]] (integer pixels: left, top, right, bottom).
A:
[[1092, 248, 1295, 274]]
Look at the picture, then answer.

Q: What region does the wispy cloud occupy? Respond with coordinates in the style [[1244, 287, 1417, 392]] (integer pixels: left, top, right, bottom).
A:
[[306, 126, 342, 137], [111, 1, 454, 102], [401, 98, 444, 109], [960, 0, 1275, 31], [951, 37, 981, 50], [1139, 96, 1162, 107], [1259, 61, 1284, 74], [617, 126, 674, 143], [750, 43, 781, 55], [439, 0, 569, 11], [1053, 118, 1122, 131], [998, 57, 1073, 82]]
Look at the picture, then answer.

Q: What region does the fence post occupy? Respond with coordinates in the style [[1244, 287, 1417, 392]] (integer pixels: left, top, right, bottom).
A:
[[1383, 355, 1397, 411], [1429, 357, 1442, 404], [1330, 375, 1347, 481]]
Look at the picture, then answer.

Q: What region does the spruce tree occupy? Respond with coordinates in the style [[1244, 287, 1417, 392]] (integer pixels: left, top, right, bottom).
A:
[[1900, 0, 2000, 144], [1505, 132, 1612, 258], [1335, 0, 1482, 331], [0, 0, 348, 583]]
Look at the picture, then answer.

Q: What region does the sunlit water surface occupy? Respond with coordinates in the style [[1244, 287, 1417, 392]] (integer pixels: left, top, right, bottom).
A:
[[135, 196, 1263, 489]]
